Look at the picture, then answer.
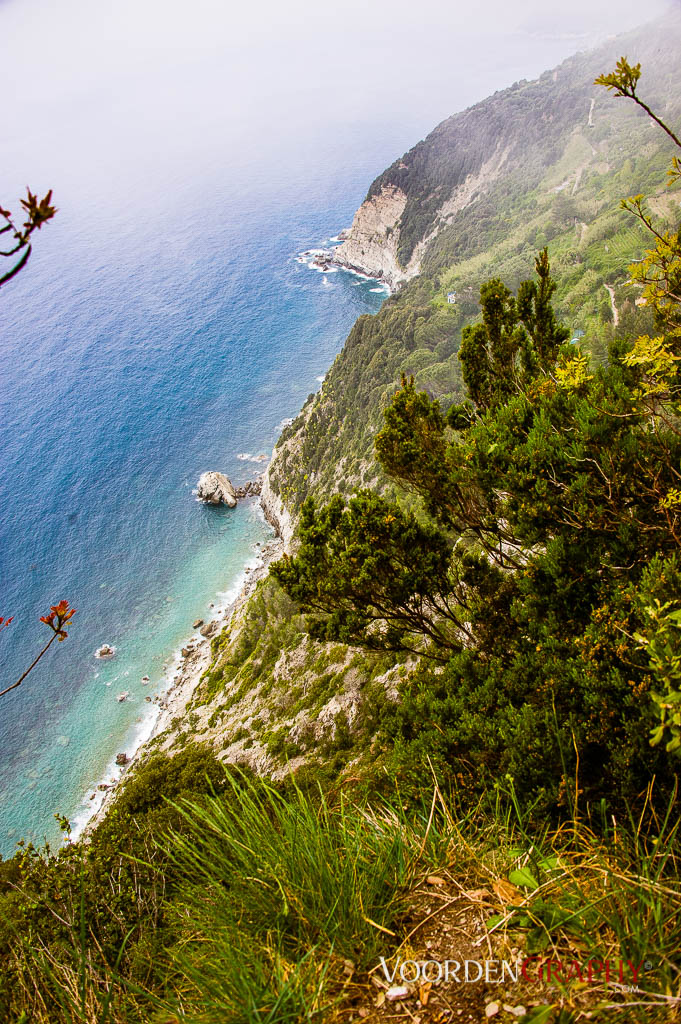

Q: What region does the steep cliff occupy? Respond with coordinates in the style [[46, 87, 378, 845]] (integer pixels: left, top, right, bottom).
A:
[[158, 11, 681, 773], [331, 184, 417, 289], [333, 12, 681, 283]]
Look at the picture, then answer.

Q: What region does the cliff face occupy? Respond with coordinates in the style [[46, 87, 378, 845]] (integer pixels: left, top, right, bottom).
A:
[[260, 458, 295, 552], [331, 184, 418, 289], [337, 12, 681, 278], [332, 145, 513, 287]]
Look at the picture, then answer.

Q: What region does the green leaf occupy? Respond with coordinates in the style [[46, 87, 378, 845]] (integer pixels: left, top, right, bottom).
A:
[[521, 1006, 556, 1024], [509, 867, 540, 890]]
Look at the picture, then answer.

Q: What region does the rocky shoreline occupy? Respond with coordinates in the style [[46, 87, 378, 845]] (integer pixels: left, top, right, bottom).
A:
[[79, 505, 283, 838], [75, 242, 359, 837], [299, 245, 394, 293]]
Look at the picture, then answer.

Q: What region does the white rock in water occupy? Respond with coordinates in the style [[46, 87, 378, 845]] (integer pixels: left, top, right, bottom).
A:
[[196, 471, 237, 508]]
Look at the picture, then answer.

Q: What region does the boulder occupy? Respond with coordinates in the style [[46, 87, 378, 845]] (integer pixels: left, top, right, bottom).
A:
[[193, 619, 204, 629], [200, 622, 216, 638], [196, 471, 237, 507], [234, 477, 263, 499], [115, 753, 129, 766]]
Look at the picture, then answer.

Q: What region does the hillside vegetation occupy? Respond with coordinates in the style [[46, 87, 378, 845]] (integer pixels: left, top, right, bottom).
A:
[[369, 16, 680, 269], [2, 18, 681, 1024]]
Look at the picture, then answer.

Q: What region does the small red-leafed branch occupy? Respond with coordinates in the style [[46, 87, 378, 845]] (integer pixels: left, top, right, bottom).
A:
[[0, 188, 57, 288], [0, 601, 76, 699]]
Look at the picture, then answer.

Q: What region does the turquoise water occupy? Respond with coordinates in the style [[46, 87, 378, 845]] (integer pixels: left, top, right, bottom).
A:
[[0, 130, 404, 855]]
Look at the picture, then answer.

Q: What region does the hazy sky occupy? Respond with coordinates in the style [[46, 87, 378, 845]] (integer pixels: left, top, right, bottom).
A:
[[1, 0, 677, 208]]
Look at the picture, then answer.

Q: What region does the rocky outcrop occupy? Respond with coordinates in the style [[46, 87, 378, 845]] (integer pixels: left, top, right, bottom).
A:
[[197, 471, 237, 507], [196, 472, 262, 507], [331, 143, 513, 290], [331, 184, 418, 289], [260, 461, 295, 553], [234, 478, 263, 499]]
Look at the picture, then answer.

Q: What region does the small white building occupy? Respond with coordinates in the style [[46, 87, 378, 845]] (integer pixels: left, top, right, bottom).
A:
[[447, 292, 457, 304]]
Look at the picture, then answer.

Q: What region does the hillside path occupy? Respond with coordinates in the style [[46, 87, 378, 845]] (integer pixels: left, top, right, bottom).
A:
[[604, 283, 619, 326]]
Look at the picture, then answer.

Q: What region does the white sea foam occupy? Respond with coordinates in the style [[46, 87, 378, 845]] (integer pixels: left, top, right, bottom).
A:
[[70, 695, 164, 840], [277, 416, 294, 430], [295, 244, 391, 294], [236, 453, 270, 463]]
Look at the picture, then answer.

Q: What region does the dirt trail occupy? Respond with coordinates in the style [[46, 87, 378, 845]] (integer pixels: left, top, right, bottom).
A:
[[605, 283, 619, 326], [572, 162, 589, 195]]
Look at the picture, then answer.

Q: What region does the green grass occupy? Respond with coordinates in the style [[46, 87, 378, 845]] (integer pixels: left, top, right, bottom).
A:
[[157, 772, 421, 1022], [2, 759, 680, 1023]]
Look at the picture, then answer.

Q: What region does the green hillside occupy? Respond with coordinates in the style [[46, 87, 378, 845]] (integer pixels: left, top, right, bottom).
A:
[[369, 15, 681, 268], [2, 16, 681, 1024], [173, 12, 681, 786]]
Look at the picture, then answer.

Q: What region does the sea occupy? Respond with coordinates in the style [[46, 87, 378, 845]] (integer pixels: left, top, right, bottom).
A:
[[0, 116, 424, 856]]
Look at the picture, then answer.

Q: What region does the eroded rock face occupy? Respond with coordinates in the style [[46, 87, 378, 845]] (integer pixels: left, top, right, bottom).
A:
[[331, 184, 416, 289], [260, 463, 295, 553], [197, 472, 237, 507]]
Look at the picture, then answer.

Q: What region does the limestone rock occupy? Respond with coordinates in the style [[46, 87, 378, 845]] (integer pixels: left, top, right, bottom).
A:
[[197, 471, 237, 507], [234, 477, 263, 499], [331, 185, 410, 289], [115, 753, 129, 766]]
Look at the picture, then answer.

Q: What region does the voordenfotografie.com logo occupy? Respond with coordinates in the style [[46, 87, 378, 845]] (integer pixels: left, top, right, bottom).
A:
[[378, 956, 650, 987]]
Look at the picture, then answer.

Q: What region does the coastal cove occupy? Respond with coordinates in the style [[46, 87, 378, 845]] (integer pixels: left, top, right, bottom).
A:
[[0, 152, 396, 855]]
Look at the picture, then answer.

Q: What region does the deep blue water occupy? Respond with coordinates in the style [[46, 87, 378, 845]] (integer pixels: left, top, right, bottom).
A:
[[0, 121, 420, 855]]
